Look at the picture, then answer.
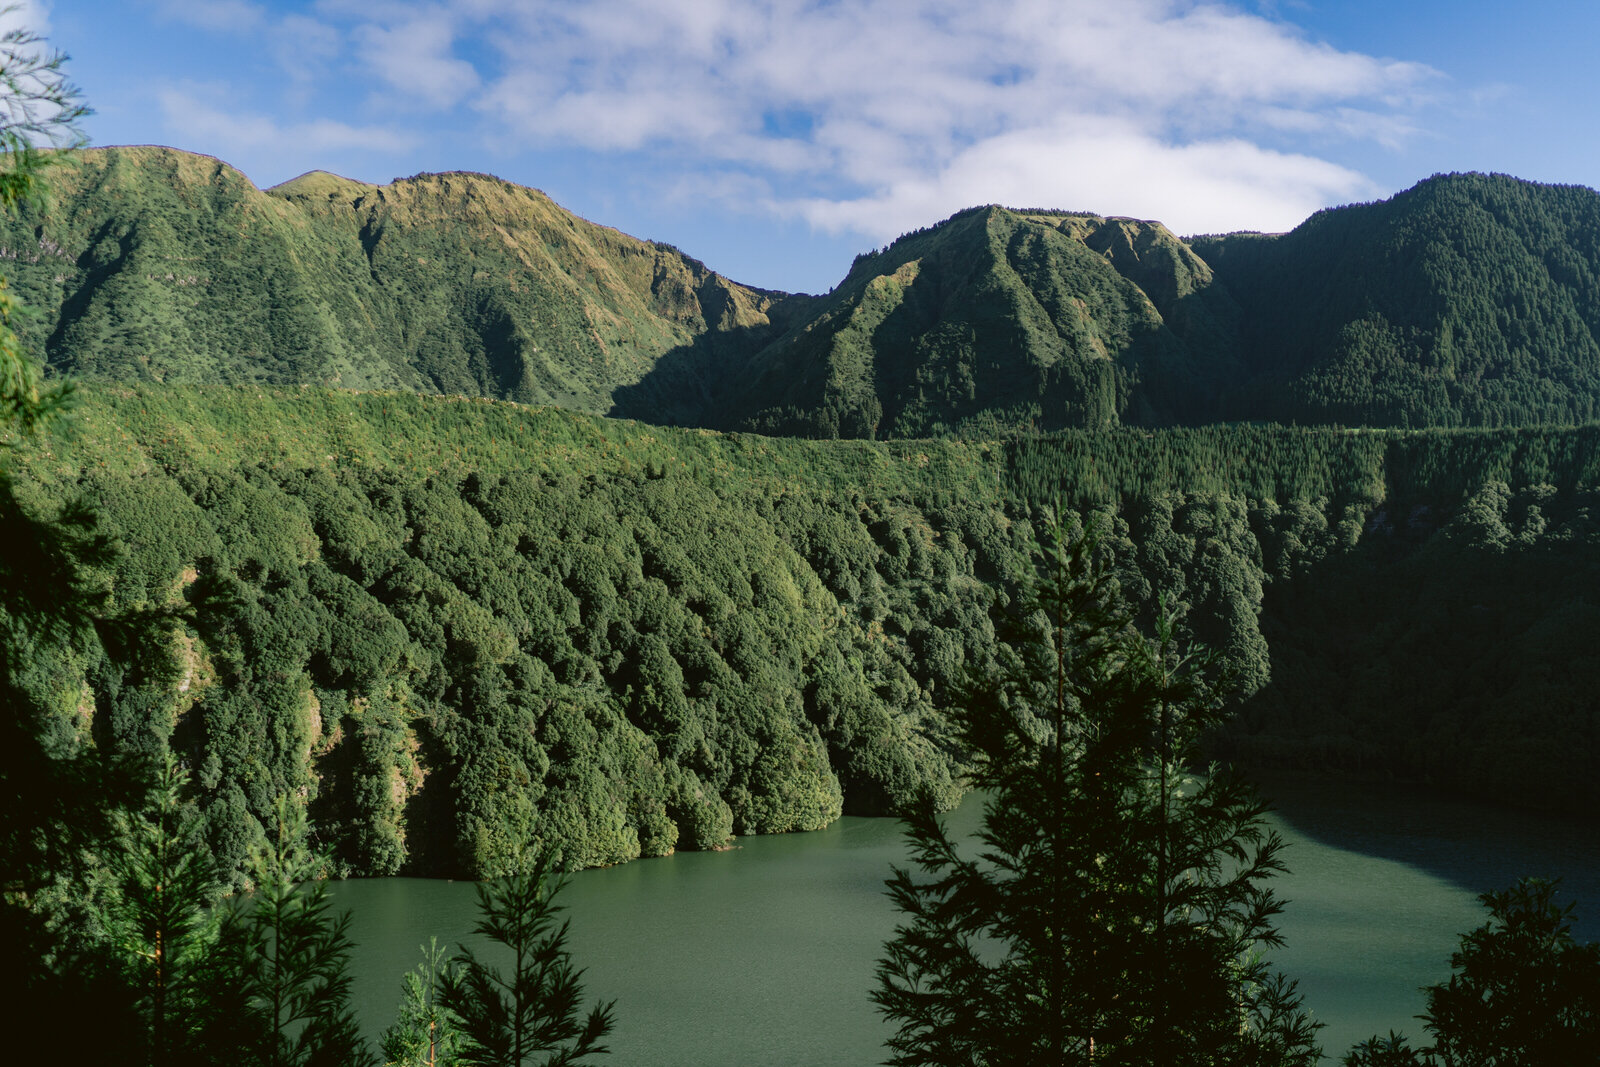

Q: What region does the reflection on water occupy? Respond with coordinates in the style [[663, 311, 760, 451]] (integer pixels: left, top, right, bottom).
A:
[[335, 781, 1598, 1065], [1259, 774, 1599, 1057]]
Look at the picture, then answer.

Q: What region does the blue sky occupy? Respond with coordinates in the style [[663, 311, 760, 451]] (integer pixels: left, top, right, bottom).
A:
[[33, 1, 1600, 294]]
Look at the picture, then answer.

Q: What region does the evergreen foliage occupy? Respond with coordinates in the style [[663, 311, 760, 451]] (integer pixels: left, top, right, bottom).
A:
[[439, 856, 614, 1067], [717, 207, 1240, 438], [0, 147, 799, 413], [215, 800, 373, 1067], [1224, 475, 1600, 812], [874, 518, 1320, 1066], [1345, 878, 1600, 1066], [382, 938, 463, 1067], [1196, 173, 1600, 428], [1, 26, 1595, 1060], [0, 3, 104, 899], [104, 755, 225, 1066], [0, 7, 91, 211], [0, 32, 159, 1062], [14, 158, 1600, 436], [9, 382, 1600, 888]]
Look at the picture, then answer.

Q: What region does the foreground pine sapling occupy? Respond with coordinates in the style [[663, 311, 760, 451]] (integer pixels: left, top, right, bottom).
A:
[[439, 853, 614, 1067], [103, 754, 224, 1065], [215, 799, 374, 1067], [383, 937, 463, 1067]]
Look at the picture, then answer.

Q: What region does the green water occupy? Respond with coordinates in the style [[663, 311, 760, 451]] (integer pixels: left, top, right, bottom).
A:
[[334, 779, 1598, 1064]]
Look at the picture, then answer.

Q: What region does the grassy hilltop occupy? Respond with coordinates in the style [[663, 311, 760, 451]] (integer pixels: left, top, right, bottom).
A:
[[1, 146, 802, 411]]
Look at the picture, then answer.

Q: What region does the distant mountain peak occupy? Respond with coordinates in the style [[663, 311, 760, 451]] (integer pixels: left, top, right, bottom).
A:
[[268, 169, 381, 199]]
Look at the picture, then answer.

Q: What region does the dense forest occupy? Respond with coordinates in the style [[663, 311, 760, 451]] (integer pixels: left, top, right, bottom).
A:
[[7, 383, 1597, 887], [5, 145, 1597, 897], [1195, 173, 1600, 427]]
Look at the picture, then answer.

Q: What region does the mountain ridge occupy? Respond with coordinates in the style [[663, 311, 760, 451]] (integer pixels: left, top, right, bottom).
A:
[[8, 145, 803, 412], [673, 203, 1245, 437], [9, 148, 1600, 435]]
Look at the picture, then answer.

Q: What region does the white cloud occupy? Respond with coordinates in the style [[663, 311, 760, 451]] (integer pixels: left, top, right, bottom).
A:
[[352, 11, 480, 109], [0, 1, 98, 145], [448, 0, 1438, 233], [158, 87, 417, 175], [272, 14, 344, 88], [467, 1, 1436, 143], [0, 1, 52, 37], [791, 117, 1375, 240], [150, 0, 267, 33], [145, 0, 1448, 238]]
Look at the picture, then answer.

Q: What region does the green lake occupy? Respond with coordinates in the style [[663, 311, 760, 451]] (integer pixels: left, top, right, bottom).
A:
[[335, 778, 1598, 1064]]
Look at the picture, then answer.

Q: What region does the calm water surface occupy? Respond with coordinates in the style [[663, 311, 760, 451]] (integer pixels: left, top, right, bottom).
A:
[[334, 778, 1598, 1064]]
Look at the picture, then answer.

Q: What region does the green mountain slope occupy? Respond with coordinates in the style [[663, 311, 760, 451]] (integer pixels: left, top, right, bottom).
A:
[[10, 152, 1600, 434], [0, 146, 800, 411], [664, 206, 1244, 437], [1193, 172, 1600, 427]]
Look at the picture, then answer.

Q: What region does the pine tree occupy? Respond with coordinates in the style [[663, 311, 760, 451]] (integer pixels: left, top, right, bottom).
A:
[[438, 853, 614, 1067], [215, 799, 374, 1067], [104, 754, 225, 1065], [383, 938, 463, 1067], [1346, 878, 1600, 1067], [0, 15, 145, 1062], [873, 515, 1320, 1065], [0, 3, 90, 439]]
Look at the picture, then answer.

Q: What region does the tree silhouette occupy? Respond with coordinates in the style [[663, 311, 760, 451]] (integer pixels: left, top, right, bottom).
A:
[[874, 515, 1320, 1065], [440, 853, 614, 1067]]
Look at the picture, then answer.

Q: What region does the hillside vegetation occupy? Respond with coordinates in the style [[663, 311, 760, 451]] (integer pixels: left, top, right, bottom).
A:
[[11, 384, 1600, 884], [1194, 172, 1600, 427], [9, 150, 1600, 883], [691, 206, 1244, 436], [0, 146, 800, 412], [11, 152, 1600, 435]]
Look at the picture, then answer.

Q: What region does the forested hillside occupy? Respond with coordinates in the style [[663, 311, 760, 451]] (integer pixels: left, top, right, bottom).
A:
[[12, 384, 1599, 886], [681, 206, 1244, 437], [1194, 172, 1600, 427], [7, 147, 1600, 888], [16, 385, 1019, 879], [12, 152, 1600, 436], [0, 146, 801, 411]]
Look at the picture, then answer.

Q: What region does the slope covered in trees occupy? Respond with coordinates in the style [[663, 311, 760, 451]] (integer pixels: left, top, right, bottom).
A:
[[14, 385, 1020, 879], [10, 384, 1600, 888], [678, 206, 1245, 437], [12, 152, 1600, 436], [0, 146, 803, 412], [1194, 172, 1600, 427]]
